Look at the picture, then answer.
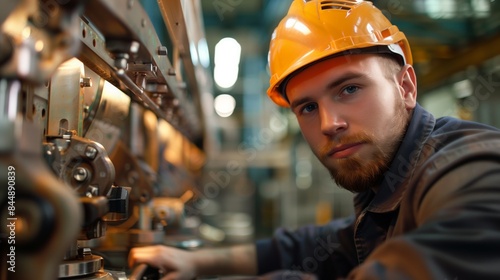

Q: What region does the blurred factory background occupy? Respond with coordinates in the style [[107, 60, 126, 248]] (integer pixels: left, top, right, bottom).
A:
[[0, 0, 499, 279], [184, 0, 500, 242]]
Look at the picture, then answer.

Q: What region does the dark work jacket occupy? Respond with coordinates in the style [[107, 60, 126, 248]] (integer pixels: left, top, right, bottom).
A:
[[255, 104, 500, 280]]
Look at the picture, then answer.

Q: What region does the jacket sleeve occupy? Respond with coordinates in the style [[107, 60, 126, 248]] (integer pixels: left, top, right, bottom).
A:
[[256, 215, 358, 279], [347, 159, 500, 280]]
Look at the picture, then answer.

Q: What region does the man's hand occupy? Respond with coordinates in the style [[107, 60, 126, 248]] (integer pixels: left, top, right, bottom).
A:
[[128, 245, 197, 280], [128, 243, 257, 279]]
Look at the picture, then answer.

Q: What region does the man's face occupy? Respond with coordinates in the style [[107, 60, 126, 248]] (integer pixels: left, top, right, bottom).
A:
[[286, 54, 416, 193]]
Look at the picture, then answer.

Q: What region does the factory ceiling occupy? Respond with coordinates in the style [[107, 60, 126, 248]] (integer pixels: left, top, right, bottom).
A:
[[201, 0, 500, 94]]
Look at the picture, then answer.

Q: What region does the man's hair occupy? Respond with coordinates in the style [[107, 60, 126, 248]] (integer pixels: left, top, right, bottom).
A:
[[377, 54, 403, 80]]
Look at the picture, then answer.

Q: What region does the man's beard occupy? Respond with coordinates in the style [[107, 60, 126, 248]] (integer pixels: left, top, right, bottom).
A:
[[319, 102, 410, 193]]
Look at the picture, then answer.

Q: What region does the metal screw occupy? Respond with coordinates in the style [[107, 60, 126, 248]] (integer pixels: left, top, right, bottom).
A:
[[86, 186, 98, 197], [73, 167, 88, 182], [80, 77, 92, 88], [85, 146, 98, 159], [78, 247, 92, 259], [130, 41, 140, 54], [158, 46, 168, 56], [115, 58, 128, 70], [167, 68, 176, 76], [114, 53, 129, 69]]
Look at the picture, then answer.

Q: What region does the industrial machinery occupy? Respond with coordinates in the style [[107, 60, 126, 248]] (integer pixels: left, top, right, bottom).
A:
[[0, 0, 209, 279]]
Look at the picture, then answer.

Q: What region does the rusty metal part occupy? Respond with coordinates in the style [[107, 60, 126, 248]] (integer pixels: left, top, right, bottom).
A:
[[44, 134, 115, 197]]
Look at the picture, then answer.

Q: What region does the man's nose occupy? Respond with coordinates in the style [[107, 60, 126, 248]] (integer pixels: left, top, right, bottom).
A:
[[320, 106, 347, 136]]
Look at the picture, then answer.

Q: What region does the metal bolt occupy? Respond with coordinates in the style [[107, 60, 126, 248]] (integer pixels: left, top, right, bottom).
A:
[[73, 167, 88, 182], [86, 185, 98, 197], [130, 41, 140, 54], [140, 191, 149, 203], [63, 132, 72, 139], [78, 247, 92, 259], [80, 77, 92, 88], [82, 248, 91, 256], [114, 58, 128, 70], [167, 68, 176, 76], [85, 146, 98, 159], [83, 106, 90, 118], [114, 53, 129, 69], [158, 46, 168, 56]]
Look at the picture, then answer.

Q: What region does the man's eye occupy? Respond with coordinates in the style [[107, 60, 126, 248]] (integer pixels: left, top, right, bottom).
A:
[[301, 103, 317, 114], [343, 85, 359, 95]]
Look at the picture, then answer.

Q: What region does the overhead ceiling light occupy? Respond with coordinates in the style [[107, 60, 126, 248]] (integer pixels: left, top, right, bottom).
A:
[[214, 94, 236, 118], [214, 37, 241, 90], [214, 65, 239, 89]]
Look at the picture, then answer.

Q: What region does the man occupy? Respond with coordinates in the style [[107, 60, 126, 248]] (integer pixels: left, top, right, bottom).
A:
[[129, 1, 500, 279]]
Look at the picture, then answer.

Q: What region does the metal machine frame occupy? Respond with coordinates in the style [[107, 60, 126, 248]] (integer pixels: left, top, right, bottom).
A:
[[0, 0, 208, 279]]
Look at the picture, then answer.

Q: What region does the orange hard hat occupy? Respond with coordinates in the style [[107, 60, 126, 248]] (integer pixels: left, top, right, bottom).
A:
[[267, 0, 412, 107]]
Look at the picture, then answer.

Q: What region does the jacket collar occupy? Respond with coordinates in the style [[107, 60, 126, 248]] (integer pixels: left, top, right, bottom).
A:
[[365, 104, 435, 213]]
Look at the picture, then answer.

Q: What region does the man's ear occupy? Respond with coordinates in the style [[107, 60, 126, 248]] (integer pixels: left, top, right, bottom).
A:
[[399, 64, 417, 110]]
